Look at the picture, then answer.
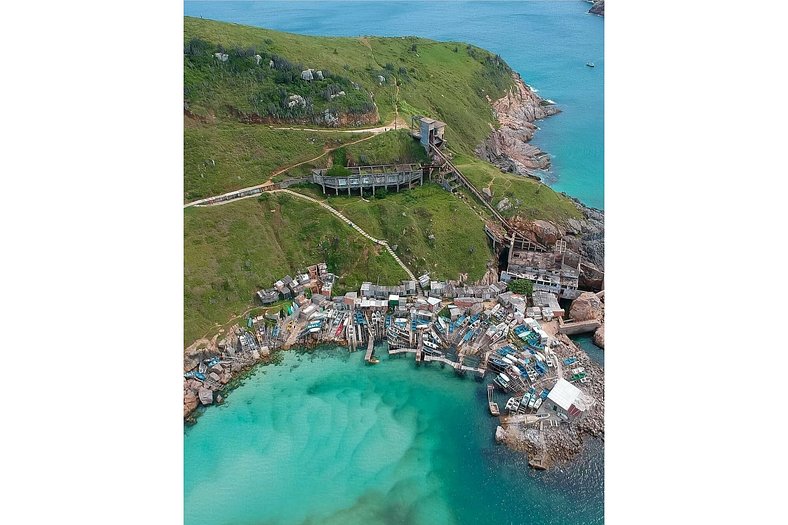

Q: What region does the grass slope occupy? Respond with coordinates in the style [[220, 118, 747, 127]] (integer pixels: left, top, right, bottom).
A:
[[185, 118, 363, 201], [184, 194, 406, 344], [292, 183, 493, 282], [184, 17, 513, 152], [453, 154, 582, 224], [339, 130, 428, 166]]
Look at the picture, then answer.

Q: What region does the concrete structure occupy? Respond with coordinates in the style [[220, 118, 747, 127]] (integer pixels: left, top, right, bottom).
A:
[[311, 164, 423, 196], [256, 289, 279, 305], [360, 281, 417, 300], [415, 116, 446, 149], [532, 290, 565, 318], [538, 378, 585, 421], [503, 247, 581, 300]]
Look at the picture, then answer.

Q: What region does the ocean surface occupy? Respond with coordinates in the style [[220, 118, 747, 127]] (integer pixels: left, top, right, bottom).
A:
[[184, 3, 604, 523], [185, 346, 604, 525], [183, 0, 604, 210]]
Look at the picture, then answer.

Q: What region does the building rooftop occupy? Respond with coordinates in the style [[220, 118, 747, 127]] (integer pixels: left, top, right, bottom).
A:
[[547, 378, 582, 411]]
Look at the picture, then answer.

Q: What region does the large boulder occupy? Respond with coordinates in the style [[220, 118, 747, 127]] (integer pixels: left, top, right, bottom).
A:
[[495, 426, 507, 443], [594, 324, 605, 348], [198, 388, 214, 406], [569, 291, 604, 322], [528, 220, 562, 246], [184, 391, 199, 417], [579, 262, 605, 291]]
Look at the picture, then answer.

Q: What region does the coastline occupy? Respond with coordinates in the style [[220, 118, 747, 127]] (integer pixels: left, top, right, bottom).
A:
[[477, 73, 605, 287], [185, 335, 604, 468], [476, 73, 561, 175]]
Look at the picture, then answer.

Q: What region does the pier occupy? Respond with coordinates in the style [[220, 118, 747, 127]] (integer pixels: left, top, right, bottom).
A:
[[487, 384, 500, 416]]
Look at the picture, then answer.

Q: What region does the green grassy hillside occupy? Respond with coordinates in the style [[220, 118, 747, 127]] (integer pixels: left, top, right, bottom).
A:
[[292, 183, 493, 281], [185, 118, 364, 200], [453, 154, 583, 224], [184, 17, 512, 151], [184, 194, 407, 343]]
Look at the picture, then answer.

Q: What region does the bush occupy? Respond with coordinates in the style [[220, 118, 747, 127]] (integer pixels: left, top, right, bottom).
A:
[[326, 164, 351, 177], [332, 148, 348, 167], [508, 279, 534, 296]]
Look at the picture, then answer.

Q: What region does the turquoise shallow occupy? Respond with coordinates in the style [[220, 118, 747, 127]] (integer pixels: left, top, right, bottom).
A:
[[184, 346, 603, 525], [184, 0, 605, 210]]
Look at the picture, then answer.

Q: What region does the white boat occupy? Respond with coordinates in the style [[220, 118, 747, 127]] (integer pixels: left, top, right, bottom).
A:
[[586, 62, 595, 68], [528, 395, 537, 409], [534, 398, 543, 410]]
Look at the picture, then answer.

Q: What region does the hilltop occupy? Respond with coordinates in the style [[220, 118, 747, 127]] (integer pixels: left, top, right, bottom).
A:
[[184, 16, 514, 152]]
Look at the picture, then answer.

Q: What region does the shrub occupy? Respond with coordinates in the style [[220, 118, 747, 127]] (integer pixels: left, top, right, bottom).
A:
[[508, 279, 534, 296]]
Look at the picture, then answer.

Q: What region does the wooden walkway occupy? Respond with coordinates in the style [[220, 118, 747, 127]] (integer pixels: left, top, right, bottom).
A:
[[487, 384, 500, 416]]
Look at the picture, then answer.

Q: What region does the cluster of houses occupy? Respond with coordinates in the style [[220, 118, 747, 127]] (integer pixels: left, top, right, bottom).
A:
[[256, 262, 337, 306]]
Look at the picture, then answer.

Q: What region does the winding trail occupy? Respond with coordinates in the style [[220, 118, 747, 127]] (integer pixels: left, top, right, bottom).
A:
[[272, 189, 416, 280]]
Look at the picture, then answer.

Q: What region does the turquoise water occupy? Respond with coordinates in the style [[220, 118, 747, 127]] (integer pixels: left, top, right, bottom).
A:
[[185, 346, 603, 524], [183, 1, 604, 209], [571, 333, 605, 367]]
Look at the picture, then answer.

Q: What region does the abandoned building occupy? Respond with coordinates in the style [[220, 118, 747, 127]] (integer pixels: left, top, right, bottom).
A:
[[412, 116, 446, 150], [311, 164, 425, 196], [360, 280, 417, 299], [502, 241, 581, 300]]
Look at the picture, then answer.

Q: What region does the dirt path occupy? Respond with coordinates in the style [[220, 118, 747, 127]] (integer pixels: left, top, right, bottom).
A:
[[272, 189, 417, 280], [183, 133, 380, 209], [272, 116, 406, 135]]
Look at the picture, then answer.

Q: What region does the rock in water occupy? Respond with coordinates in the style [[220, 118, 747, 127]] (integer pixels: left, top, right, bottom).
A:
[[198, 388, 214, 406], [594, 323, 605, 348], [569, 291, 604, 322], [495, 425, 506, 443]]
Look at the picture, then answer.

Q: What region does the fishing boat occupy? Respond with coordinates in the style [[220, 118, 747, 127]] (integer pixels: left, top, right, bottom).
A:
[[586, 61, 595, 68]]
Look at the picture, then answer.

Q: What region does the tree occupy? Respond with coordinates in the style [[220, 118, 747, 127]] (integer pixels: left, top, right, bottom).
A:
[[508, 278, 534, 296], [279, 308, 286, 319]]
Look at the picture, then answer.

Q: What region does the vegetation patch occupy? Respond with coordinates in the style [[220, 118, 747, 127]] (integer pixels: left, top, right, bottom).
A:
[[452, 154, 582, 224]]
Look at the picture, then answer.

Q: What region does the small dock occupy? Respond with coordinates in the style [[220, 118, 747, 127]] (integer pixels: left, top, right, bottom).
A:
[[487, 384, 500, 416], [364, 336, 375, 363]]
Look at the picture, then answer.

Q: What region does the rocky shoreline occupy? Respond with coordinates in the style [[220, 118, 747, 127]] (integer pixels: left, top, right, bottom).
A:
[[496, 330, 604, 469], [477, 73, 605, 289], [476, 73, 561, 174]]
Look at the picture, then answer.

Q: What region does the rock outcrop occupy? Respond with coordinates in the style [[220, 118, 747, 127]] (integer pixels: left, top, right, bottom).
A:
[[593, 323, 605, 348], [569, 291, 604, 322], [476, 73, 560, 174], [198, 387, 214, 406], [589, 1, 605, 17]]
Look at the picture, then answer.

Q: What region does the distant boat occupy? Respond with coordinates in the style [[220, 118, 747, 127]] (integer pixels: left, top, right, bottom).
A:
[[586, 62, 595, 68]]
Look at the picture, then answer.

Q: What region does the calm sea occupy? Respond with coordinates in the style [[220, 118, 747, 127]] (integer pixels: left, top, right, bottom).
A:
[[185, 345, 604, 525]]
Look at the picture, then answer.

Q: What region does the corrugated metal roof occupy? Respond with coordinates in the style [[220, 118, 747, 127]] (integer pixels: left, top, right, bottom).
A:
[[547, 378, 581, 411]]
